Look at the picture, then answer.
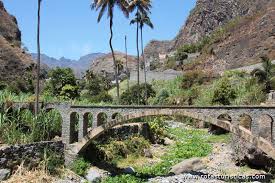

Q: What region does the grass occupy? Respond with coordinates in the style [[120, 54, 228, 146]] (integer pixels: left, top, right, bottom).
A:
[[136, 128, 212, 176]]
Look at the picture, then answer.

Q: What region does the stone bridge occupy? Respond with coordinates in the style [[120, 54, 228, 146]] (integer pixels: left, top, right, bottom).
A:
[[9, 103, 275, 160]]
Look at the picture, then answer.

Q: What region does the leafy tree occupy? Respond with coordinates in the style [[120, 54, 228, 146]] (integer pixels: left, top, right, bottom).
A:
[[120, 83, 156, 105], [44, 68, 79, 99], [91, 0, 129, 103], [60, 84, 79, 100], [212, 78, 236, 105], [81, 70, 111, 96]]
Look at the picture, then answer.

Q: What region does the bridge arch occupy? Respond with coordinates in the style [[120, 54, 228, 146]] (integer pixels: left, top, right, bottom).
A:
[[73, 109, 275, 160], [69, 112, 80, 144], [97, 112, 108, 126], [112, 112, 123, 120], [258, 114, 273, 142], [239, 113, 252, 130]]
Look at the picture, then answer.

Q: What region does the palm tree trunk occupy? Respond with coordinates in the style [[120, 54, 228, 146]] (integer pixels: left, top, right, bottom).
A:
[[140, 26, 147, 104], [125, 35, 129, 91], [136, 12, 140, 105], [109, 15, 120, 103], [35, 0, 41, 116]]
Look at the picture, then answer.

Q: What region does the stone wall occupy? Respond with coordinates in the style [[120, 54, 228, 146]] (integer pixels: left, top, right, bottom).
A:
[[130, 70, 182, 83], [0, 141, 64, 170]]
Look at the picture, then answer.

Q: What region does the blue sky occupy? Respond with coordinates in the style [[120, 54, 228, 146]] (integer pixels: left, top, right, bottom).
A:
[[2, 0, 196, 60]]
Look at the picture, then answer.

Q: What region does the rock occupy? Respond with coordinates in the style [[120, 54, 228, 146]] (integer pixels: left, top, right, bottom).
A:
[[85, 167, 109, 183], [143, 149, 153, 158], [169, 158, 205, 175], [123, 167, 135, 174], [164, 137, 174, 146], [0, 169, 11, 181]]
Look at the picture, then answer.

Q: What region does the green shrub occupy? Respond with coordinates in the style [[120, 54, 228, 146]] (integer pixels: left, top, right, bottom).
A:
[[120, 83, 156, 105], [43, 148, 64, 175], [182, 71, 211, 89], [70, 157, 90, 176], [212, 77, 236, 105], [96, 136, 150, 162], [148, 117, 168, 143], [60, 84, 79, 100], [153, 89, 170, 105], [84, 91, 113, 103]]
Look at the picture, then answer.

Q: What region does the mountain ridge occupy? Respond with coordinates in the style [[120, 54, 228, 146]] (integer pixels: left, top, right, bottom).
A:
[[31, 52, 105, 78]]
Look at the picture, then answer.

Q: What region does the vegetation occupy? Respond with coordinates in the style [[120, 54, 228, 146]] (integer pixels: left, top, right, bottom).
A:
[[44, 68, 79, 99], [0, 108, 62, 144], [251, 56, 275, 92], [95, 136, 150, 164], [120, 83, 156, 105], [70, 157, 90, 176]]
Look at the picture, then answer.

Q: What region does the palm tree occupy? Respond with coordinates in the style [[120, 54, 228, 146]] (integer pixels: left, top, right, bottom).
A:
[[91, 0, 129, 103], [129, 0, 152, 105], [251, 56, 274, 92], [35, 0, 42, 116], [140, 13, 153, 103]]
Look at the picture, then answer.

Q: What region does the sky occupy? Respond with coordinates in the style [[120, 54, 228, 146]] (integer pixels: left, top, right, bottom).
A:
[[2, 0, 196, 60]]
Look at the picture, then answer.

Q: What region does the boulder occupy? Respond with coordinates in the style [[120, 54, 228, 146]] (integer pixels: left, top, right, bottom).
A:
[[164, 137, 174, 146], [143, 149, 153, 158], [0, 169, 11, 181], [169, 158, 205, 175], [123, 167, 135, 174], [85, 167, 110, 183]]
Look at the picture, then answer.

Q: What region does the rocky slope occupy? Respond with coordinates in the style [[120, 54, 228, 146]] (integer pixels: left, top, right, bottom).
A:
[[144, 0, 275, 73], [0, 1, 34, 83], [189, 2, 275, 73], [31, 53, 105, 78], [90, 52, 137, 79]]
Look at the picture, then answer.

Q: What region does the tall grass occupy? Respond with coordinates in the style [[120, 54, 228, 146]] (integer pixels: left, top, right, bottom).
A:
[[0, 108, 62, 144]]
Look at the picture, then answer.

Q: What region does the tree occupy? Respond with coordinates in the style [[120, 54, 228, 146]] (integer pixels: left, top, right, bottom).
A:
[[251, 56, 274, 92], [44, 68, 79, 99], [120, 83, 156, 105], [35, 0, 42, 116], [212, 78, 236, 105], [91, 0, 129, 103], [129, 0, 152, 105], [139, 13, 153, 103]]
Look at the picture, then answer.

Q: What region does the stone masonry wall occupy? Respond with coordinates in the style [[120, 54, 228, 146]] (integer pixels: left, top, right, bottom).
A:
[[0, 141, 64, 170], [130, 70, 182, 83]]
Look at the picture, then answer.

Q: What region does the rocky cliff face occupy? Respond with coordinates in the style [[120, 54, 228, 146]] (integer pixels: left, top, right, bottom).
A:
[[0, 1, 34, 84], [144, 0, 274, 73], [191, 3, 275, 73], [0, 1, 21, 45], [172, 0, 272, 48]]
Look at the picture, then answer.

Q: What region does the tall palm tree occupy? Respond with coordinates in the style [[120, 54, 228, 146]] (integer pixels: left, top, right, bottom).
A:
[[140, 13, 153, 103], [35, 0, 42, 116], [91, 0, 129, 103], [129, 0, 152, 105]]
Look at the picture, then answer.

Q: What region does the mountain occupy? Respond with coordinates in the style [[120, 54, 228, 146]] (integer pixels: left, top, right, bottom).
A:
[[0, 1, 34, 84], [144, 0, 275, 73], [31, 53, 105, 78], [90, 51, 137, 80]]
